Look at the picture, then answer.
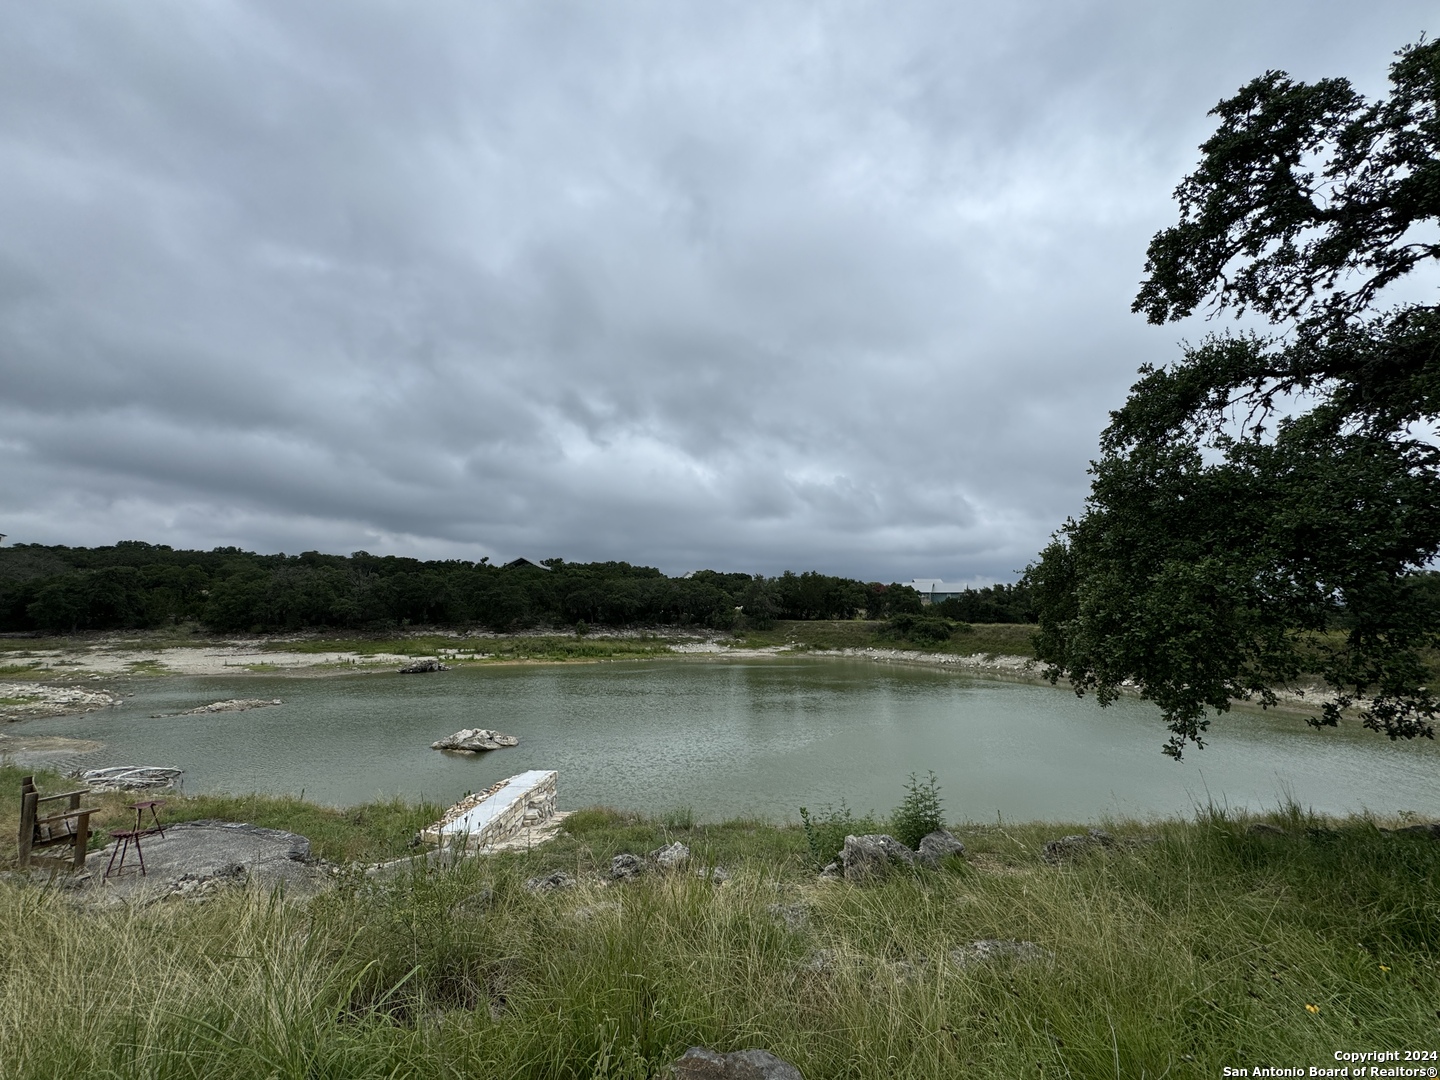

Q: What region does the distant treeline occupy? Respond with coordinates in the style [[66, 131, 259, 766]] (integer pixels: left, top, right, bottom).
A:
[[0, 542, 1037, 634]]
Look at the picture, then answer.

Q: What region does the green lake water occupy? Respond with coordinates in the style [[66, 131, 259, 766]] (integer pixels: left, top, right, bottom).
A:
[[11, 658, 1440, 822]]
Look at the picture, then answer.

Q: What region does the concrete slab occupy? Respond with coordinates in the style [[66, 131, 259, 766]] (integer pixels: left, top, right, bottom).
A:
[[424, 769, 558, 851], [75, 820, 330, 902]]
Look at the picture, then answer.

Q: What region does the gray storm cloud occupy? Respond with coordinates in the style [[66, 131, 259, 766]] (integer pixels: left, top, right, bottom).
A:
[[0, 1, 1432, 579]]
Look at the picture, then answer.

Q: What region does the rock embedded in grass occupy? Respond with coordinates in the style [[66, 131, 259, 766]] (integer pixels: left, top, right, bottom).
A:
[[1246, 822, 1287, 837], [669, 1046, 804, 1080], [610, 853, 644, 881], [1396, 822, 1440, 838], [917, 829, 966, 866], [524, 870, 575, 891], [1041, 828, 1115, 864], [766, 902, 811, 931], [840, 833, 917, 881], [650, 841, 690, 869], [949, 939, 1053, 969]]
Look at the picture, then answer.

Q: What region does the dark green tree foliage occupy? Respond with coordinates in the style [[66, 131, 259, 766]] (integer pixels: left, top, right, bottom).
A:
[[1028, 40, 1440, 758], [863, 581, 925, 619], [0, 543, 948, 636], [933, 582, 1036, 623], [770, 571, 870, 620]]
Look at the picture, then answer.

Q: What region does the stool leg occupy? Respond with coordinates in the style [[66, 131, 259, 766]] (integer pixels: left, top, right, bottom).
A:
[[105, 836, 124, 879], [134, 832, 145, 876]]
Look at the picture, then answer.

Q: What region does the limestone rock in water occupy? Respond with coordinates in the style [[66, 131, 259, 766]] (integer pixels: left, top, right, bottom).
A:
[[950, 939, 1053, 969], [430, 728, 518, 752], [840, 834, 917, 882], [610, 853, 644, 881], [670, 1047, 804, 1080], [184, 698, 283, 715], [917, 829, 967, 866], [524, 870, 576, 891], [650, 841, 690, 869], [399, 658, 448, 673]]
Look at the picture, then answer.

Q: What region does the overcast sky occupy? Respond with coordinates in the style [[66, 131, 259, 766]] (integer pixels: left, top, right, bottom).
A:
[[0, 2, 1432, 581]]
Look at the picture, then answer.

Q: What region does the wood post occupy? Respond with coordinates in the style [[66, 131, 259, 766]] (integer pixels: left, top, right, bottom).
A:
[[72, 812, 90, 870], [18, 776, 37, 869]]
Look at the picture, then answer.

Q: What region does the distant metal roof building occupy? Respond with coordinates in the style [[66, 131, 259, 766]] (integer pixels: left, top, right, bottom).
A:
[[501, 557, 551, 571], [907, 579, 972, 604]]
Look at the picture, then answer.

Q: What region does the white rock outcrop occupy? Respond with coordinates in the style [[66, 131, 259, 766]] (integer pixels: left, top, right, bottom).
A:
[[430, 728, 518, 752]]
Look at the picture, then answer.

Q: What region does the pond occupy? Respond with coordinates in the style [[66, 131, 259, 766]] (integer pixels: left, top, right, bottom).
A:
[[11, 658, 1440, 822]]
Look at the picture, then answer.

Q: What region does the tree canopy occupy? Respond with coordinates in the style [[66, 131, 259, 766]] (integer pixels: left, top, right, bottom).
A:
[[1028, 39, 1440, 758], [0, 543, 960, 634]]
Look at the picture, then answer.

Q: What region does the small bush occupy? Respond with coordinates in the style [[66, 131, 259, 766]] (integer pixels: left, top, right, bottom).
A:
[[880, 614, 964, 646], [890, 771, 944, 849], [799, 800, 879, 867]]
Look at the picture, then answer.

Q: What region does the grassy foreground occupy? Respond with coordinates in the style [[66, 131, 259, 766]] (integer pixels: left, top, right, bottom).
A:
[[1, 777, 1437, 1078]]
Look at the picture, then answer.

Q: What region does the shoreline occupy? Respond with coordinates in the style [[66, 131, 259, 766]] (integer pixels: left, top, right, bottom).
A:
[[0, 628, 1344, 726]]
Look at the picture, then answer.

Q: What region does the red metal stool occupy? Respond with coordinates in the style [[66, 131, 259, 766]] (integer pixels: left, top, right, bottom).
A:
[[128, 799, 166, 838], [104, 829, 146, 878]]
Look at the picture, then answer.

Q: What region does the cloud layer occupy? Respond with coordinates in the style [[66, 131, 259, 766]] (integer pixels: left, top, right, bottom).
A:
[[1, 2, 1432, 579]]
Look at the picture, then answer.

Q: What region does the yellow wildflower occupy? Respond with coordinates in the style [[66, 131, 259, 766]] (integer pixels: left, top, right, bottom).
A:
[[1380, 965, 1391, 972], [1305, 1004, 1320, 1014]]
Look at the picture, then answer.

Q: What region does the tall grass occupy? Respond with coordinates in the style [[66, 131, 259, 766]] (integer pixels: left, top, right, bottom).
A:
[[2, 802, 1435, 1078]]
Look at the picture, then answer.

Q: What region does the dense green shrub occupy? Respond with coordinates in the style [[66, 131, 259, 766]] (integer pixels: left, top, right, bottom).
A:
[[933, 581, 1037, 623], [881, 613, 964, 646], [890, 771, 945, 849]]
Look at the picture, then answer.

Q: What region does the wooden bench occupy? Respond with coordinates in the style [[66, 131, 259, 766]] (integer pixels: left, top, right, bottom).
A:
[[17, 775, 99, 871]]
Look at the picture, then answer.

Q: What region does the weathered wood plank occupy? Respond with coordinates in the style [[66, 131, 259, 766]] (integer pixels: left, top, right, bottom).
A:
[[34, 789, 92, 803]]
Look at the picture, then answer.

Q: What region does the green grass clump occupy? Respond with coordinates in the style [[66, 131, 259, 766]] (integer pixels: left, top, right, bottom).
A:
[[1, 779, 1435, 1077], [0, 661, 45, 677], [480, 636, 676, 662], [799, 800, 881, 866]]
